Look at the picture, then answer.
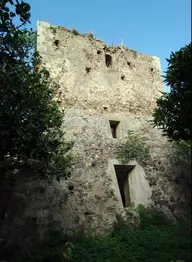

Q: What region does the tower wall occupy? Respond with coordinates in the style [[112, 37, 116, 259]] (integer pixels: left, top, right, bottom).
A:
[[2, 22, 190, 243]]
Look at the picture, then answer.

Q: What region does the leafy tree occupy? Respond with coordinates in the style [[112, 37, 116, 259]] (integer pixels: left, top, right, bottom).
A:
[[153, 43, 192, 141], [0, 0, 73, 179]]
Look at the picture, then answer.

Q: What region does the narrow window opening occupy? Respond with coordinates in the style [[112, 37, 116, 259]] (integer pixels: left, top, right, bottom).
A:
[[97, 50, 102, 55], [121, 75, 125, 80], [109, 120, 120, 138], [114, 165, 135, 207], [105, 54, 112, 67], [150, 68, 154, 72], [54, 39, 59, 47], [85, 67, 91, 73], [127, 61, 131, 66]]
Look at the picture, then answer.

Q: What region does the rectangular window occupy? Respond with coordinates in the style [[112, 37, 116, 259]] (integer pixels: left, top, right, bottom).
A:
[[109, 120, 120, 138]]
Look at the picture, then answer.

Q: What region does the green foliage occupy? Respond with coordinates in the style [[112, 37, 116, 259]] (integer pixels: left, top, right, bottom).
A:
[[136, 204, 172, 227], [72, 28, 80, 35], [153, 43, 192, 141], [0, 0, 73, 179], [170, 140, 191, 167], [63, 241, 75, 260], [119, 131, 149, 164], [49, 25, 57, 33], [24, 208, 191, 262]]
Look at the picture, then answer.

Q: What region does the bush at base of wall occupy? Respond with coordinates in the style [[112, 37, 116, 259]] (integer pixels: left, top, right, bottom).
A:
[[22, 207, 191, 262]]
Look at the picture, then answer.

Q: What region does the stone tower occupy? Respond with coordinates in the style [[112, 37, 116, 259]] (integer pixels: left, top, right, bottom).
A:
[[34, 21, 189, 233]]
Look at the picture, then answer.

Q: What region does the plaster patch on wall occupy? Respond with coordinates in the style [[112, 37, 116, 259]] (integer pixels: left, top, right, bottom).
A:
[[128, 161, 152, 208]]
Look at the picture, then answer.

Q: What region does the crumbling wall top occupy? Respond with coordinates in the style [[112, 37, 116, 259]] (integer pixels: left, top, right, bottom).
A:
[[36, 21, 164, 115]]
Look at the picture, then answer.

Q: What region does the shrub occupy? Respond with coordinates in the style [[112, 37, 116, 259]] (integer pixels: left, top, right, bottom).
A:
[[119, 131, 149, 164], [136, 204, 172, 227], [49, 26, 57, 34], [72, 29, 80, 35], [24, 208, 191, 262]]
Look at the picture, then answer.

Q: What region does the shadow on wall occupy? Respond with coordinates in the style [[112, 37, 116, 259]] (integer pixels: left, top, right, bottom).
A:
[[0, 168, 68, 260]]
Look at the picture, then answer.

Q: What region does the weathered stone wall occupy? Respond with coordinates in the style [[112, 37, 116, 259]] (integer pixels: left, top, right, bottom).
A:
[[2, 112, 190, 243], [37, 21, 163, 115], [1, 21, 190, 247]]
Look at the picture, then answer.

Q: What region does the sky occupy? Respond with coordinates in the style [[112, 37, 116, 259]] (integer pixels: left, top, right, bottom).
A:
[[27, 0, 191, 92]]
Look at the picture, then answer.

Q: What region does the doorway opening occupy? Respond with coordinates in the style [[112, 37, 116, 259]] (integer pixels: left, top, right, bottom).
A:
[[114, 165, 135, 207]]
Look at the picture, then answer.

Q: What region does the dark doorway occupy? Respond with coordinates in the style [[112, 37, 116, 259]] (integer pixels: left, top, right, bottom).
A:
[[114, 165, 135, 207]]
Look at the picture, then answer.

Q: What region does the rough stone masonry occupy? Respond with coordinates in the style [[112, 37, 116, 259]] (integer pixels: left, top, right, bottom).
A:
[[1, 21, 191, 242]]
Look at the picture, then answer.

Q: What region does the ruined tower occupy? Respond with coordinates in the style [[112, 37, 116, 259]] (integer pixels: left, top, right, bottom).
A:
[[29, 21, 189, 233]]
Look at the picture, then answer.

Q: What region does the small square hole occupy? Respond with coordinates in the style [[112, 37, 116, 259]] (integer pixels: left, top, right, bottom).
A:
[[109, 120, 120, 138]]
